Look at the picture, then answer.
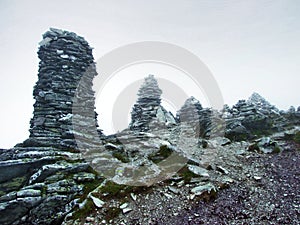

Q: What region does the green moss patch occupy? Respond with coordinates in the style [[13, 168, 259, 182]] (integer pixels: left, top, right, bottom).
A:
[[177, 165, 200, 183], [112, 152, 130, 163], [294, 131, 300, 144], [71, 198, 95, 221], [97, 181, 150, 200], [0, 176, 27, 196], [148, 145, 173, 163]]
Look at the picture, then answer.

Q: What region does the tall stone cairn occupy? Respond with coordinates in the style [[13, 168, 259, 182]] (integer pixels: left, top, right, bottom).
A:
[[129, 75, 163, 131], [0, 28, 101, 225], [25, 28, 100, 150]]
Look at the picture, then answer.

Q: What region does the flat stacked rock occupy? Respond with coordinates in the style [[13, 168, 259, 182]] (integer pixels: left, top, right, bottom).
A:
[[247, 92, 280, 115], [224, 93, 291, 140], [225, 99, 270, 140], [0, 28, 102, 225], [177, 97, 212, 138], [280, 104, 300, 128], [0, 28, 299, 225], [247, 93, 288, 132], [129, 75, 176, 132], [23, 27, 101, 150]]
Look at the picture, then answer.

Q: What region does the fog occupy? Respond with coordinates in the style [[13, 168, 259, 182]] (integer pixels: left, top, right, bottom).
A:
[[0, 0, 299, 148]]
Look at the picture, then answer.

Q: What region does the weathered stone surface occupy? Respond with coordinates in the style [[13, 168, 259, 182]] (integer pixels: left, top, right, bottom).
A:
[[248, 137, 281, 154], [0, 28, 102, 225], [177, 97, 208, 138], [187, 165, 210, 177], [1, 28, 300, 225], [0, 157, 56, 183], [191, 183, 217, 196], [224, 93, 290, 140], [90, 195, 105, 208], [129, 75, 176, 132], [225, 119, 250, 141], [23, 27, 102, 150], [177, 97, 225, 139], [0, 196, 42, 225]]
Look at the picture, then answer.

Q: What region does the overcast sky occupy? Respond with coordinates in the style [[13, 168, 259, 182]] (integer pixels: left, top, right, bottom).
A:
[[0, 0, 299, 148]]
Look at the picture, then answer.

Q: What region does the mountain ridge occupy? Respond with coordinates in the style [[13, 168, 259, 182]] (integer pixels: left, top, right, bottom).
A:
[[0, 28, 299, 225]]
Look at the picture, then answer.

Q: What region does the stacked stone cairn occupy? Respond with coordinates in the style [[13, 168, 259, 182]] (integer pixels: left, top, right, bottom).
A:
[[0, 28, 299, 225], [129, 75, 176, 132], [224, 93, 290, 140], [0, 28, 102, 225], [25, 28, 101, 151], [177, 97, 213, 138]]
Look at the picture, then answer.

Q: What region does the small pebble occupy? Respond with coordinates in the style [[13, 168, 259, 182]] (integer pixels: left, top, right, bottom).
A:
[[86, 217, 95, 222], [253, 176, 262, 181]]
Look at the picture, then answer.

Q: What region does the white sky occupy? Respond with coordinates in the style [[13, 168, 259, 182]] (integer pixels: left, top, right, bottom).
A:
[[0, 0, 299, 148]]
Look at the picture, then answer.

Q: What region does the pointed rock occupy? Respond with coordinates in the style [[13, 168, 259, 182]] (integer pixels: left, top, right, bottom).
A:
[[177, 96, 212, 138], [129, 75, 176, 131]]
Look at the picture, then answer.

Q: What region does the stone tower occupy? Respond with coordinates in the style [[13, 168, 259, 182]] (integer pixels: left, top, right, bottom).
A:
[[0, 28, 102, 225], [24, 28, 100, 150], [129, 75, 176, 131], [177, 97, 212, 138]]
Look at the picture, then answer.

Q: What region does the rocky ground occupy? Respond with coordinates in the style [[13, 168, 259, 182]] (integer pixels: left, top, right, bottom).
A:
[[171, 143, 300, 225], [63, 139, 299, 225], [1, 29, 299, 225]]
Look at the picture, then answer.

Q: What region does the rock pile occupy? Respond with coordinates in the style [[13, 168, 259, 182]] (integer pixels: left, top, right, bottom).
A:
[[127, 76, 297, 146], [177, 97, 211, 138], [173, 92, 296, 141], [0, 28, 299, 225], [177, 97, 203, 123], [0, 28, 102, 225], [176, 97, 225, 139], [283, 105, 300, 127], [224, 99, 262, 140], [224, 93, 288, 140], [129, 75, 176, 131], [248, 92, 280, 114], [24, 27, 101, 150]]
